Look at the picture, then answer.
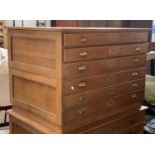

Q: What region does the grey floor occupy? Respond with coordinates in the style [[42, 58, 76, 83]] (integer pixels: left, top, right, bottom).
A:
[[0, 127, 9, 134]]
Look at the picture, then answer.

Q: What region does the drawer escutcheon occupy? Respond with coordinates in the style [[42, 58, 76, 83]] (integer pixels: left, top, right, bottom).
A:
[[78, 95, 86, 102], [134, 34, 141, 40], [78, 108, 87, 115]]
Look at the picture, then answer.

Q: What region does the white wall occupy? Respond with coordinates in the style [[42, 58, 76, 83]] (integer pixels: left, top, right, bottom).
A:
[[6, 20, 51, 27], [6, 20, 13, 26], [46, 20, 51, 27], [23, 20, 36, 27]]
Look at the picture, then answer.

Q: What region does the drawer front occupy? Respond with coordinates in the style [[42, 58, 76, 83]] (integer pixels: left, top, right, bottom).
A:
[[64, 43, 149, 63], [86, 123, 114, 134], [63, 54, 146, 79], [64, 32, 149, 47], [122, 124, 144, 134], [63, 90, 144, 122], [63, 68, 146, 95], [85, 112, 144, 134], [114, 112, 144, 132], [63, 79, 145, 108]]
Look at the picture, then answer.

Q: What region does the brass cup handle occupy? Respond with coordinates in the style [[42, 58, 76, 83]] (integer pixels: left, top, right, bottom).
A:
[[78, 95, 86, 102], [78, 81, 87, 87], [132, 83, 138, 87], [134, 34, 140, 40], [78, 108, 87, 115], [131, 94, 137, 99], [80, 36, 88, 43], [79, 50, 88, 57], [134, 47, 141, 52], [132, 58, 139, 63], [132, 72, 139, 76], [78, 65, 87, 71], [106, 100, 116, 107]]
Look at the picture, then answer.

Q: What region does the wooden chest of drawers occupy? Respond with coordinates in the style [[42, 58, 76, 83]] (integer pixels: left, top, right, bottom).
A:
[[7, 27, 150, 134]]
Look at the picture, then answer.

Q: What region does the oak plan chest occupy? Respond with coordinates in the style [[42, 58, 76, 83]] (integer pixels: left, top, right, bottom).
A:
[[8, 27, 150, 133]]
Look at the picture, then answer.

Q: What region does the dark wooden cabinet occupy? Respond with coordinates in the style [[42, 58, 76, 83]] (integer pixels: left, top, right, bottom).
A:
[[8, 27, 150, 133], [56, 20, 152, 28]]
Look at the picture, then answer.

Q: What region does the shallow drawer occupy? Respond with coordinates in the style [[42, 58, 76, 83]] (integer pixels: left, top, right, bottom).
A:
[[114, 112, 144, 132], [86, 123, 114, 134], [63, 54, 146, 79], [85, 112, 144, 134], [63, 79, 145, 108], [122, 124, 144, 134], [64, 43, 149, 63], [64, 32, 149, 47], [63, 90, 144, 122], [63, 67, 146, 95]]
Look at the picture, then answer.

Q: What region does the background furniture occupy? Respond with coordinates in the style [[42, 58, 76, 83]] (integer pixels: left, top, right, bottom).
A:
[[55, 20, 153, 28], [0, 21, 7, 48], [144, 51, 155, 133], [150, 42, 155, 51], [147, 51, 155, 75], [0, 48, 11, 127], [8, 27, 150, 133]]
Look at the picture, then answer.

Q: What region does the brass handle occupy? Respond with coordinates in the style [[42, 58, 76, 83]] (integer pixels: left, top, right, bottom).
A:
[[106, 100, 116, 107], [132, 72, 139, 76], [78, 81, 87, 87], [78, 95, 86, 102], [134, 47, 141, 52], [78, 65, 87, 71], [134, 34, 140, 40], [132, 83, 138, 87], [131, 94, 137, 99], [79, 50, 88, 57], [80, 36, 88, 43], [78, 108, 87, 115], [132, 58, 139, 63]]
